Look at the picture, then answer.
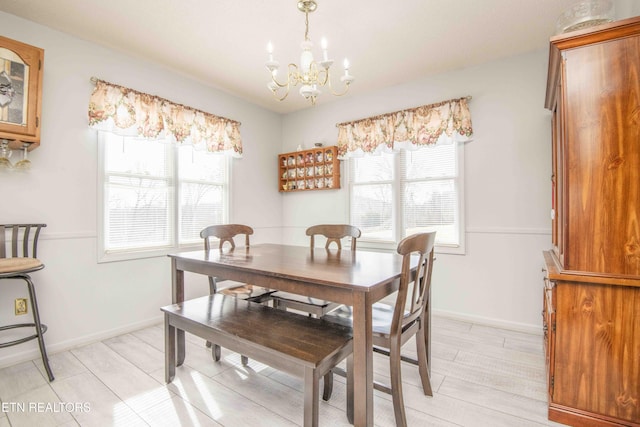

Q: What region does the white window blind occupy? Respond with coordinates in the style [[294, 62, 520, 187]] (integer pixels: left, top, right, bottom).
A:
[[401, 143, 460, 246], [349, 142, 464, 253], [177, 144, 227, 244], [350, 153, 395, 241], [98, 132, 229, 261]]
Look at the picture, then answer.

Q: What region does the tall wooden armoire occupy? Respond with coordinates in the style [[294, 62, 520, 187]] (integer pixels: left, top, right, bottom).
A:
[[542, 16, 640, 427]]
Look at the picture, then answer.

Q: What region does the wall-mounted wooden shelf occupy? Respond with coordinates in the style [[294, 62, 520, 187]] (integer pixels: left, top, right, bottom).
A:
[[279, 146, 340, 192]]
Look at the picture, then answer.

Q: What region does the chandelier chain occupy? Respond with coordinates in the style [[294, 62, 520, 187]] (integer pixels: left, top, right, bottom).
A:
[[304, 11, 310, 41]]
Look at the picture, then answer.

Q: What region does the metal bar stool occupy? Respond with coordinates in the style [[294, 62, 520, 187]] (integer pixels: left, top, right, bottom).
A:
[[0, 224, 54, 381]]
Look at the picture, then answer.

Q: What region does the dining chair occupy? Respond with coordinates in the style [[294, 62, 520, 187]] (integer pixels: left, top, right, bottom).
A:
[[0, 224, 54, 381], [270, 224, 361, 317], [200, 224, 275, 363], [324, 231, 436, 427]]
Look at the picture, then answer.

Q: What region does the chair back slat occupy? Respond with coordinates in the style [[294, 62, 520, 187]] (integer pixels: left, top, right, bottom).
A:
[[0, 225, 5, 258], [11, 225, 19, 257], [200, 224, 253, 250], [393, 232, 436, 338], [306, 224, 361, 251], [0, 224, 46, 259]]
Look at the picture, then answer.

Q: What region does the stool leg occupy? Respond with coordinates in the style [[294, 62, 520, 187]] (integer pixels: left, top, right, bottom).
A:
[[25, 276, 54, 382]]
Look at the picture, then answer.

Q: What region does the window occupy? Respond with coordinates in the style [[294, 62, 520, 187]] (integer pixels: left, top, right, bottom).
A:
[[349, 141, 464, 254], [97, 132, 229, 262]]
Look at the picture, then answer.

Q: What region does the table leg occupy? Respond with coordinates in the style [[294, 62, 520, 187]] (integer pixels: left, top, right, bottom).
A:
[[352, 292, 373, 427], [172, 260, 186, 366]]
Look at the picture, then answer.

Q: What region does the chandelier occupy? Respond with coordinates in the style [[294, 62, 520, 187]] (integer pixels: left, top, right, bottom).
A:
[[265, 0, 354, 105]]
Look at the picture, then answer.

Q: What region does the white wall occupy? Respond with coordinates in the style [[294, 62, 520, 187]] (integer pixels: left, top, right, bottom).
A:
[[280, 50, 553, 333], [0, 11, 283, 368], [5, 8, 635, 368]]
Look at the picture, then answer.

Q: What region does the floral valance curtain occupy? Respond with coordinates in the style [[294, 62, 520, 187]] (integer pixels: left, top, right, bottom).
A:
[[336, 96, 472, 158], [88, 79, 243, 157]]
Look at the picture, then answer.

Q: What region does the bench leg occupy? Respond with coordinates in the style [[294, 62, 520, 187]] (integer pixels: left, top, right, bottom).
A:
[[211, 344, 221, 362], [322, 371, 333, 401], [164, 314, 175, 383], [303, 366, 319, 427], [177, 329, 185, 366]]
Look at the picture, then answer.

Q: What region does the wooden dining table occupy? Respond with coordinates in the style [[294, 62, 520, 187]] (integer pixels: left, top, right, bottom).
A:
[[168, 243, 422, 427]]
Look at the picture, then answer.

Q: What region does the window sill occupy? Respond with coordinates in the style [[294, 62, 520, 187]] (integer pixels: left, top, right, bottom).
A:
[[98, 242, 202, 263], [358, 239, 465, 255]]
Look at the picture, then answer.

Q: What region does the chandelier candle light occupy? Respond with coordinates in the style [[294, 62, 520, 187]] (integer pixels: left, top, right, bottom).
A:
[[266, 0, 354, 105]]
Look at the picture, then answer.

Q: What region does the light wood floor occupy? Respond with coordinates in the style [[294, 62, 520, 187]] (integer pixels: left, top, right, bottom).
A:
[[0, 316, 567, 427]]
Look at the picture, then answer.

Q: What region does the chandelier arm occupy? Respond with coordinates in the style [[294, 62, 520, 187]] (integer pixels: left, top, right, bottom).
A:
[[270, 63, 302, 88], [303, 62, 321, 86], [325, 76, 351, 97], [317, 68, 329, 86], [272, 87, 291, 102]]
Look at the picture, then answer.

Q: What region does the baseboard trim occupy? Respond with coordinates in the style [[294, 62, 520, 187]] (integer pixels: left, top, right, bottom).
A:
[[0, 315, 163, 370], [433, 308, 543, 335]]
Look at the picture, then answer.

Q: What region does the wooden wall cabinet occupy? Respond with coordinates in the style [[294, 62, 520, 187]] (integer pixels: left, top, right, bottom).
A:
[[543, 17, 640, 427], [279, 146, 340, 192], [0, 35, 44, 149]]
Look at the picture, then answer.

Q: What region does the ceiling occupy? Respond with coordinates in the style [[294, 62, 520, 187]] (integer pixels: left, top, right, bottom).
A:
[[0, 0, 637, 114]]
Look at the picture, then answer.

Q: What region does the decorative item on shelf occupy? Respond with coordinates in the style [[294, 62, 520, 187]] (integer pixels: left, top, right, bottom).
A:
[[265, 0, 354, 106], [325, 149, 333, 161], [13, 143, 31, 172], [0, 139, 31, 172], [556, 0, 614, 34], [314, 142, 323, 147], [325, 177, 333, 188], [0, 140, 12, 171]]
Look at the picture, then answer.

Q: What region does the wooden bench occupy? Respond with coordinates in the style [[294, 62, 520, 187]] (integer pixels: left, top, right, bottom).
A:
[[161, 294, 354, 427]]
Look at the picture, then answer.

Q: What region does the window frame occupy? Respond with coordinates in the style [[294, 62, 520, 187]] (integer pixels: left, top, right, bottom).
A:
[[97, 132, 230, 263], [348, 141, 465, 255]]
